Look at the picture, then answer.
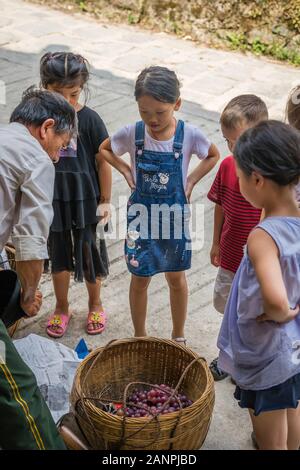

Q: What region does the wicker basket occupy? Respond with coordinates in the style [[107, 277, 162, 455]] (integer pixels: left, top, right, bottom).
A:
[[70, 337, 215, 450]]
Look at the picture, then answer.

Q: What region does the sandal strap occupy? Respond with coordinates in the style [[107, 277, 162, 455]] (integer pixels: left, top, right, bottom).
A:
[[173, 337, 187, 344], [87, 311, 106, 324], [209, 357, 228, 380]]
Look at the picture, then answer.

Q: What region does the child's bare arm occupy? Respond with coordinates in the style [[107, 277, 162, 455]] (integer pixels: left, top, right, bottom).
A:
[[210, 203, 224, 267], [248, 229, 299, 323], [98, 138, 135, 189], [95, 151, 112, 203], [95, 149, 112, 225], [186, 143, 220, 201]]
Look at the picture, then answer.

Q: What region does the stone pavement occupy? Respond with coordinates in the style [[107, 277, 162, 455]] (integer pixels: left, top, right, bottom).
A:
[[1, 0, 299, 450]]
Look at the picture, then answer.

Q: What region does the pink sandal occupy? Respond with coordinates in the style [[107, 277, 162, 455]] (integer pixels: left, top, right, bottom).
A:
[[46, 312, 72, 338], [86, 311, 107, 335]]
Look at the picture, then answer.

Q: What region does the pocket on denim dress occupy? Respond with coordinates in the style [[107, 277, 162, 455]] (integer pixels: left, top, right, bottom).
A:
[[137, 162, 176, 198]]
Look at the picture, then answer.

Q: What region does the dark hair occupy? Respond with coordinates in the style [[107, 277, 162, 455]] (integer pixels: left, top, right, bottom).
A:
[[10, 86, 76, 134], [221, 94, 268, 130], [286, 85, 300, 130], [134, 66, 180, 103], [40, 52, 89, 98], [233, 120, 300, 186]]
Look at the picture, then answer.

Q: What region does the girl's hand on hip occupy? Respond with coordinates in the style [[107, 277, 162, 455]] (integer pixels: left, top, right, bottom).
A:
[[185, 179, 194, 203], [124, 169, 136, 190], [257, 305, 300, 324]]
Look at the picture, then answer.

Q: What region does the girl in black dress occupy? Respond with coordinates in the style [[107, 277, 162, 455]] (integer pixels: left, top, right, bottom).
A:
[[40, 52, 111, 337]]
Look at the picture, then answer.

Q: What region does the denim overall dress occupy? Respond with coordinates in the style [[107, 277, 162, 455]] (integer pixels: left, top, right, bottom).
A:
[[125, 120, 191, 277]]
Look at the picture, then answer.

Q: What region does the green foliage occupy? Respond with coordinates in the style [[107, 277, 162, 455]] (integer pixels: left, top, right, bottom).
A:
[[75, 0, 88, 12], [226, 32, 247, 50], [128, 12, 138, 24], [225, 34, 300, 66], [268, 43, 300, 65], [251, 38, 267, 55]]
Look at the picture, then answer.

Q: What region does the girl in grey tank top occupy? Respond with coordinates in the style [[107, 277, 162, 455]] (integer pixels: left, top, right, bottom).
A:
[[218, 121, 300, 450]]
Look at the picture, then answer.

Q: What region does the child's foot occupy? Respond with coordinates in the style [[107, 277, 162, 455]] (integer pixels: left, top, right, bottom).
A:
[[47, 311, 72, 338], [209, 357, 229, 381], [86, 310, 107, 335], [172, 337, 187, 346]]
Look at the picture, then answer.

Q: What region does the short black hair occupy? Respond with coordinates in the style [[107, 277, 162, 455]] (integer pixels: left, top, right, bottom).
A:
[[10, 86, 76, 134], [234, 120, 300, 186], [134, 66, 180, 103], [40, 51, 89, 99]]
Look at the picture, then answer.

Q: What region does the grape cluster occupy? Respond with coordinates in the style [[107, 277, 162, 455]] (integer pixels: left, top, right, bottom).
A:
[[114, 384, 193, 418]]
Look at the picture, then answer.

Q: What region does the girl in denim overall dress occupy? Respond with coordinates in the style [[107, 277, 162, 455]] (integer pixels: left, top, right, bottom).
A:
[[101, 66, 219, 343], [218, 121, 300, 450]]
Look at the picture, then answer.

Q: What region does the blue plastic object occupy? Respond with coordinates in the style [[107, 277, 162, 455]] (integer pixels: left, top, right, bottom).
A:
[[75, 338, 89, 359]]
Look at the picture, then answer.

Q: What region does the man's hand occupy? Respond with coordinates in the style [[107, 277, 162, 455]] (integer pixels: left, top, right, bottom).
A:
[[210, 243, 221, 267], [16, 259, 44, 317], [257, 305, 300, 324], [20, 289, 43, 317]]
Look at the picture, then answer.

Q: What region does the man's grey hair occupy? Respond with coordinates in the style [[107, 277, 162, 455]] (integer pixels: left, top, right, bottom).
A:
[[10, 86, 76, 135]]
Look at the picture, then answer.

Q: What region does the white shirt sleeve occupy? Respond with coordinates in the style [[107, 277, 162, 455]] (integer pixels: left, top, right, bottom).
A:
[[11, 159, 55, 261], [110, 124, 134, 157], [191, 126, 211, 160]]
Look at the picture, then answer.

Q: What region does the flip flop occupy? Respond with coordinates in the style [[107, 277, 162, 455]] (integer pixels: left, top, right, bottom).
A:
[[86, 310, 107, 335], [46, 312, 72, 338]]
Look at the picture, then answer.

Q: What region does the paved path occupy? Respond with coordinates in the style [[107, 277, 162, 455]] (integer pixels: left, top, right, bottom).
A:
[[1, 0, 299, 450]]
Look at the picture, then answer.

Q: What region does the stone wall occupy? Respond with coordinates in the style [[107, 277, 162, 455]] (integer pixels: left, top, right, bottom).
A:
[[28, 0, 300, 64]]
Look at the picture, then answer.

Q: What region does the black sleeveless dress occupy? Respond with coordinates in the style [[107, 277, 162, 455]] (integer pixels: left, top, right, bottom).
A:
[[48, 106, 109, 282]]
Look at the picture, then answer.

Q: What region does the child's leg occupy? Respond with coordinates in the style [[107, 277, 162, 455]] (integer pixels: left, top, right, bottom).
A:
[[85, 278, 105, 333], [47, 271, 72, 336], [249, 408, 288, 450], [129, 274, 151, 337], [165, 271, 188, 339], [287, 403, 300, 450], [52, 271, 71, 314]]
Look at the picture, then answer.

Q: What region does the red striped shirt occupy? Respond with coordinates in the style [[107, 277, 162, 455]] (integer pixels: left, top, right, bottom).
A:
[[207, 155, 261, 273]]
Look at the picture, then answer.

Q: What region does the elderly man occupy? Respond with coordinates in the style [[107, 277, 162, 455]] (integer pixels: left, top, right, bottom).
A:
[[0, 87, 76, 449]]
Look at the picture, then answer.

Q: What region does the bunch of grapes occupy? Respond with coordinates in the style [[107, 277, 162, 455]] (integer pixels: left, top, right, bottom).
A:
[[113, 384, 193, 418]]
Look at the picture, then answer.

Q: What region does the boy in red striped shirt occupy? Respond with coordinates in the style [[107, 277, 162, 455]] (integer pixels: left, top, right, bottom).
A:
[[208, 95, 268, 380]]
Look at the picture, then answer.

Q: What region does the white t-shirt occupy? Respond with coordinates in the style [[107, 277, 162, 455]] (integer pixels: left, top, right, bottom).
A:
[[110, 122, 211, 187]]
